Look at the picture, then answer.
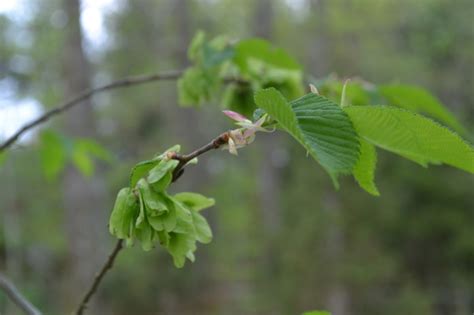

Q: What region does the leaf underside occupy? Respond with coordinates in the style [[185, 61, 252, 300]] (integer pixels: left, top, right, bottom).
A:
[[352, 138, 379, 196], [345, 106, 474, 173], [379, 84, 464, 133]]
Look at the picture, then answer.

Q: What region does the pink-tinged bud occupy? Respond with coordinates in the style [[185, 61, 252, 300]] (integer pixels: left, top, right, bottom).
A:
[[242, 128, 257, 139], [223, 110, 249, 122]]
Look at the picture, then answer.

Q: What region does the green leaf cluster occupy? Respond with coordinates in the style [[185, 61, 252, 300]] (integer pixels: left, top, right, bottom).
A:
[[314, 76, 464, 133], [223, 38, 304, 117], [179, 32, 304, 116], [254, 87, 473, 196], [179, 32, 472, 199], [178, 31, 234, 106], [39, 130, 112, 179], [109, 145, 215, 268], [379, 84, 465, 133], [345, 106, 474, 172]]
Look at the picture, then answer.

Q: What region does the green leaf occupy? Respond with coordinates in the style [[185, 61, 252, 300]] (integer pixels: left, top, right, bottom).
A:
[[172, 202, 195, 235], [129, 159, 160, 188], [202, 43, 234, 69], [135, 182, 148, 228], [135, 224, 155, 251], [254, 88, 360, 185], [150, 172, 173, 192], [109, 188, 139, 239], [39, 130, 67, 180], [139, 181, 168, 214], [188, 30, 206, 61], [72, 145, 94, 177], [353, 139, 379, 196], [177, 67, 220, 106], [157, 230, 170, 246], [71, 139, 114, 177], [188, 31, 233, 68], [161, 203, 177, 232], [345, 106, 474, 173], [150, 207, 177, 232], [75, 139, 113, 162], [147, 159, 179, 184], [144, 191, 177, 232], [379, 84, 464, 133], [234, 39, 301, 73], [168, 232, 196, 268], [191, 211, 212, 244], [173, 192, 215, 211]]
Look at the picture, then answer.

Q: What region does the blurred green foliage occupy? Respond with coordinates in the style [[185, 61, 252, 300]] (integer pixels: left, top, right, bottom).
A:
[[0, 1, 473, 315]]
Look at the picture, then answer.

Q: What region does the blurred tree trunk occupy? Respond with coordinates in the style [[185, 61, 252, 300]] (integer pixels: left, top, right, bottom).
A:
[[309, 1, 350, 313], [323, 191, 350, 315], [1, 170, 22, 315], [309, 0, 330, 76], [254, 0, 281, 240], [60, 0, 107, 310], [158, 0, 216, 313], [253, 1, 285, 311]]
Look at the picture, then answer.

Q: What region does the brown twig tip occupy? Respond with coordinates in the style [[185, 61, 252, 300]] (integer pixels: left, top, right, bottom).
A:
[[214, 132, 230, 147], [170, 131, 230, 182]]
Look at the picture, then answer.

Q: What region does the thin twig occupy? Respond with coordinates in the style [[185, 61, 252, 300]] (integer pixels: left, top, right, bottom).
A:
[[0, 272, 42, 315], [0, 70, 183, 153], [170, 131, 230, 182], [73, 131, 231, 314], [0, 71, 248, 153], [74, 239, 123, 315]]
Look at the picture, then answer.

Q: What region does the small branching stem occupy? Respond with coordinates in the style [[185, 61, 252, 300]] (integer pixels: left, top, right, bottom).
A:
[[171, 131, 230, 182], [74, 239, 123, 315], [0, 70, 183, 153], [73, 130, 231, 314], [0, 71, 246, 153]]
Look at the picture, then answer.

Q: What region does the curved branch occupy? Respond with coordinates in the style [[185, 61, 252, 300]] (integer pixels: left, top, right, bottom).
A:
[[0, 272, 42, 315], [73, 239, 123, 315], [171, 131, 230, 182], [0, 70, 183, 153], [0, 70, 248, 153]]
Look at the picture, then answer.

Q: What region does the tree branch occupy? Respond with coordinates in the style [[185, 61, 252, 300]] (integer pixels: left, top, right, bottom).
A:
[[0, 70, 183, 153], [73, 239, 123, 315], [0, 70, 248, 153], [73, 130, 231, 314], [0, 272, 42, 315], [170, 131, 230, 182]]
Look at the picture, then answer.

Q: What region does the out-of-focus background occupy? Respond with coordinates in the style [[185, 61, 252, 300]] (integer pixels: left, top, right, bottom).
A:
[[0, 0, 473, 314]]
